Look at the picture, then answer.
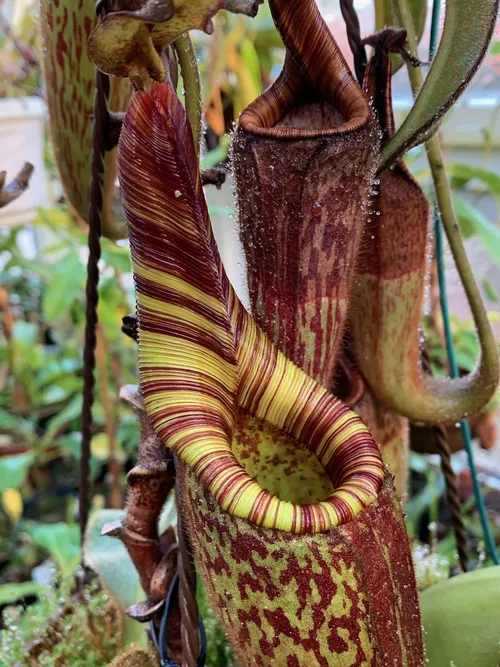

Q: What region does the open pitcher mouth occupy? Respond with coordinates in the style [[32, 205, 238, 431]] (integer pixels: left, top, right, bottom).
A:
[[239, 55, 371, 139], [139, 318, 384, 536], [160, 396, 383, 535]]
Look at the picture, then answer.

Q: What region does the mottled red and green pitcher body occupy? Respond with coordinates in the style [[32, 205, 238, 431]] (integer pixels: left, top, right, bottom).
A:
[[179, 464, 423, 666]]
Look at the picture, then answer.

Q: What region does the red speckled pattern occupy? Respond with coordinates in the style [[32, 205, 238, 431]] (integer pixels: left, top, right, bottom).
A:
[[179, 463, 424, 666]]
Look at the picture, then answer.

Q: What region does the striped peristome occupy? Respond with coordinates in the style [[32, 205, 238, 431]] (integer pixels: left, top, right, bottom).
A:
[[117, 84, 383, 535]]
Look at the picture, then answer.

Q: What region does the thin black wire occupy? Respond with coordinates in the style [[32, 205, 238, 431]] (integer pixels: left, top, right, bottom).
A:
[[339, 0, 367, 83], [150, 573, 207, 667], [79, 3, 110, 542]]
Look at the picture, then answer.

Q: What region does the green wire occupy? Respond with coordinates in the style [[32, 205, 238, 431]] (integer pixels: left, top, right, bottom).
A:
[[429, 0, 499, 565], [429, 0, 441, 60]]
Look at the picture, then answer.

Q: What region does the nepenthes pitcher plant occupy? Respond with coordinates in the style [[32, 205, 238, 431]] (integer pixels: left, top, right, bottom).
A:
[[39, 0, 500, 664]]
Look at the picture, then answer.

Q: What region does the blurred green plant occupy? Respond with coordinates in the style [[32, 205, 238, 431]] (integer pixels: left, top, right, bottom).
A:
[[194, 3, 283, 157], [0, 207, 137, 504], [0, 206, 139, 599]]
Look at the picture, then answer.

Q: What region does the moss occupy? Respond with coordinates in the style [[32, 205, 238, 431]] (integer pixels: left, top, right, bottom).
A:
[[107, 645, 159, 666], [0, 581, 120, 666]]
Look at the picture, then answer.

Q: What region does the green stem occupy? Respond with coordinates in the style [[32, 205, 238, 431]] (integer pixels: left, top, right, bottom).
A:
[[174, 33, 202, 156], [394, 0, 499, 564], [374, 0, 386, 31]]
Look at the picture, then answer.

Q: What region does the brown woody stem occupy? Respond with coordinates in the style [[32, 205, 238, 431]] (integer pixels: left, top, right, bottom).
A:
[[111, 386, 179, 634], [0, 163, 33, 208]]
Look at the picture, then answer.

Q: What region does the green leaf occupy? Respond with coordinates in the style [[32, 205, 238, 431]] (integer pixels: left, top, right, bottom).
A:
[[489, 40, 500, 54], [202, 135, 229, 169], [0, 581, 47, 605], [452, 195, 500, 264], [251, 1, 284, 50], [101, 237, 132, 272], [42, 252, 86, 322], [380, 0, 499, 169], [41, 394, 83, 444], [454, 349, 476, 372], [35, 358, 82, 391], [0, 408, 34, 441], [482, 279, 498, 302], [25, 521, 81, 580], [32, 206, 75, 232], [12, 321, 38, 347], [448, 162, 500, 202], [84, 509, 146, 647], [421, 565, 500, 667], [0, 453, 34, 492], [240, 37, 262, 96]]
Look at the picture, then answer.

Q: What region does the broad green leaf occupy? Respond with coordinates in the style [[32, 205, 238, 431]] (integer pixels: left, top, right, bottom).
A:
[[421, 566, 500, 667], [380, 0, 499, 169], [84, 509, 146, 647], [448, 162, 500, 202], [240, 37, 262, 96], [42, 394, 83, 444], [452, 195, 500, 265], [202, 135, 230, 169], [99, 277, 130, 339], [101, 237, 133, 273], [12, 321, 38, 347], [91, 433, 110, 460], [38, 379, 82, 406], [0, 581, 47, 606], [36, 358, 82, 388], [0, 453, 34, 492], [454, 349, 476, 372], [25, 521, 81, 580], [251, 1, 284, 50], [0, 408, 34, 441], [42, 252, 85, 322]]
